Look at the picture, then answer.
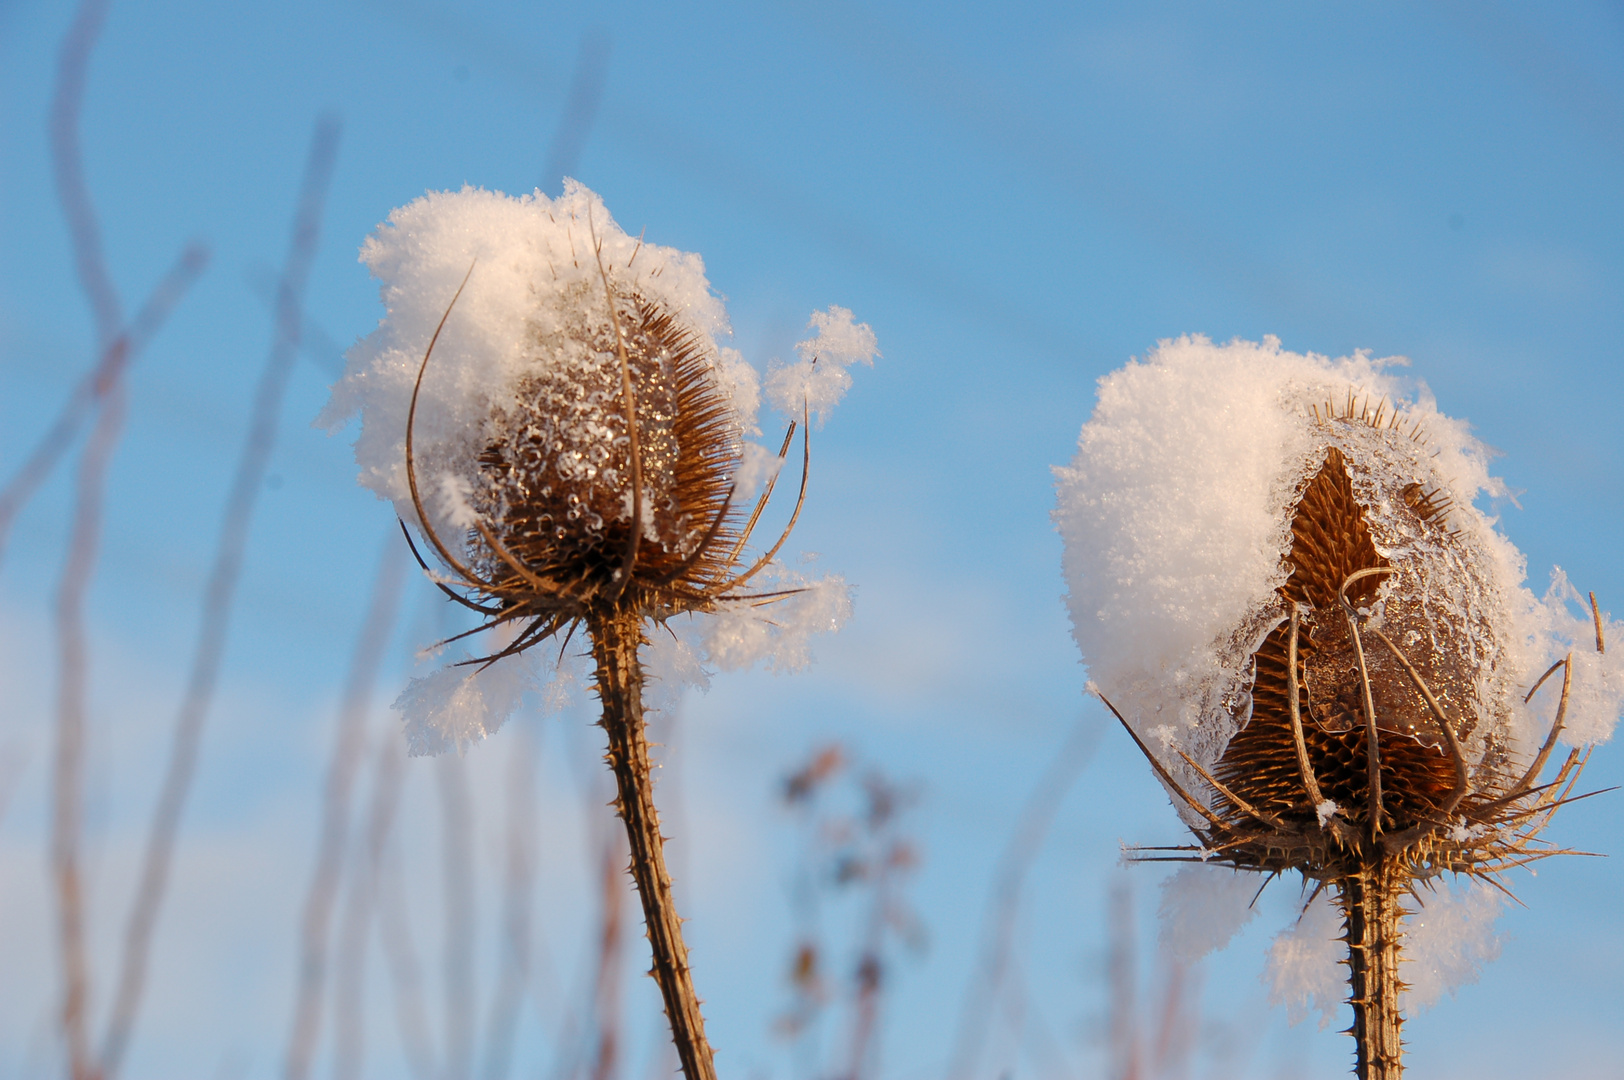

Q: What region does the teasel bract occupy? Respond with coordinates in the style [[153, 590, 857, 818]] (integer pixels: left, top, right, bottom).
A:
[[320, 183, 875, 1080], [1055, 336, 1621, 1079]]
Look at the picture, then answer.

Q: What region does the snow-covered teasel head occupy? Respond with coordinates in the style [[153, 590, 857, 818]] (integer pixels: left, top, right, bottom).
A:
[[1055, 335, 1619, 1048], [321, 184, 874, 753], [1055, 336, 1620, 820]]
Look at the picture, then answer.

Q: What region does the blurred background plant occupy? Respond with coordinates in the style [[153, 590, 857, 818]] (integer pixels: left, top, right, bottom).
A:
[[774, 744, 924, 1080], [1, 1, 1621, 1077]]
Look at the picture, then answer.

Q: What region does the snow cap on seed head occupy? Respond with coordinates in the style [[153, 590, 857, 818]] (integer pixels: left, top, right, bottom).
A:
[[322, 183, 873, 754], [319, 181, 746, 542], [1055, 335, 1621, 799], [1055, 333, 1624, 1010]]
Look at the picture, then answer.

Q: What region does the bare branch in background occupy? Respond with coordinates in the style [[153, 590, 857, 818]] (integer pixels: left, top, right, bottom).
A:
[[481, 725, 540, 1080], [1108, 883, 1142, 1080], [330, 718, 404, 1080], [774, 747, 923, 1080], [541, 29, 611, 190], [946, 715, 1101, 1080], [1147, 960, 1192, 1080], [439, 752, 478, 1080], [0, 242, 209, 568], [49, 0, 120, 349], [51, 374, 126, 1080], [284, 539, 408, 1080], [379, 841, 441, 1080], [245, 262, 348, 377], [44, 3, 131, 1075], [0, 742, 27, 830], [99, 115, 342, 1079], [588, 818, 628, 1080]]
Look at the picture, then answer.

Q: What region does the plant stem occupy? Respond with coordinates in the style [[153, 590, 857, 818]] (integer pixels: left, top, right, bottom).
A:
[[588, 608, 718, 1080], [1338, 859, 1405, 1079]]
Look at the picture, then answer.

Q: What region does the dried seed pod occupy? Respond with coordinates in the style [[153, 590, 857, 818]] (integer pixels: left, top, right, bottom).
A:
[[1056, 336, 1621, 1079]]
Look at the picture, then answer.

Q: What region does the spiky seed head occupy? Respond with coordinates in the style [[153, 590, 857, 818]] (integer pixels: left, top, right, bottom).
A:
[[1055, 337, 1622, 881], [1218, 444, 1465, 839], [471, 290, 743, 615]]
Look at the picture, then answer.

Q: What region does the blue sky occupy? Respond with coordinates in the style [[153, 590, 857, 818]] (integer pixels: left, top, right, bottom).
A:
[[1, 2, 1621, 1078]]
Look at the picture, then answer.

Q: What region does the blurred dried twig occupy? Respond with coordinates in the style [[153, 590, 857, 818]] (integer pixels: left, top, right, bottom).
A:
[[99, 115, 342, 1079], [51, 369, 126, 1080], [330, 724, 400, 1080], [588, 821, 628, 1080], [40, 3, 192, 1076], [438, 752, 478, 1080], [776, 746, 923, 1080], [0, 242, 208, 568], [49, 0, 120, 349], [284, 539, 408, 1080], [379, 841, 441, 1080], [481, 727, 540, 1080], [947, 715, 1101, 1080]]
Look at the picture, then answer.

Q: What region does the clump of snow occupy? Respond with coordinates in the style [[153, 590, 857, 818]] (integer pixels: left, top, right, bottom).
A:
[[1315, 799, 1339, 828], [715, 346, 763, 436], [395, 648, 537, 757], [765, 306, 879, 425], [1157, 865, 1261, 963], [1517, 569, 1624, 747], [323, 183, 870, 754], [1262, 878, 1506, 1021], [1055, 334, 1621, 819], [693, 565, 853, 674], [319, 181, 737, 538], [1264, 891, 1345, 1029], [1402, 880, 1505, 1010], [732, 441, 786, 504]]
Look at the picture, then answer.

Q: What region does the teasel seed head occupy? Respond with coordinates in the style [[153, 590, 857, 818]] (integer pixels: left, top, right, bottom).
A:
[[1056, 335, 1623, 1016], [323, 182, 873, 753]]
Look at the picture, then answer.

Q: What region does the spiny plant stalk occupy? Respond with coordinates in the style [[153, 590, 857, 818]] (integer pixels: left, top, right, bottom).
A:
[[1339, 863, 1404, 1079], [589, 608, 715, 1080]]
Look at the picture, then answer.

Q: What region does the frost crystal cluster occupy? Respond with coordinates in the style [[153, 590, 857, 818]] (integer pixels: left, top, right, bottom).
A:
[[1056, 335, 1620, 1078]]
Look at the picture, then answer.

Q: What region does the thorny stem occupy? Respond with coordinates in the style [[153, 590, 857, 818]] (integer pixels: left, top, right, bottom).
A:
[[1338, 860, 1406, 1080], [588, 607, 717, 1080]]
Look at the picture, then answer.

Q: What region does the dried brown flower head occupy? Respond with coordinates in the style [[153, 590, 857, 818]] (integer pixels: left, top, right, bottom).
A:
[[404, 268, 806, 668], [1057, 338, 1620, 1079]]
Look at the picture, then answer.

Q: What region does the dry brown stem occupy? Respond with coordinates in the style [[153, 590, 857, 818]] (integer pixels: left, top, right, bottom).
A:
[[589, 608, 717, 1080], [1339, 861, 1406, 1080], [437, 752, 478, 1080], [52, 370, 126, 1080], [330, 727, 403, 1080], [45, 5, 124, 1073], [482, 726, 540, 1080]]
